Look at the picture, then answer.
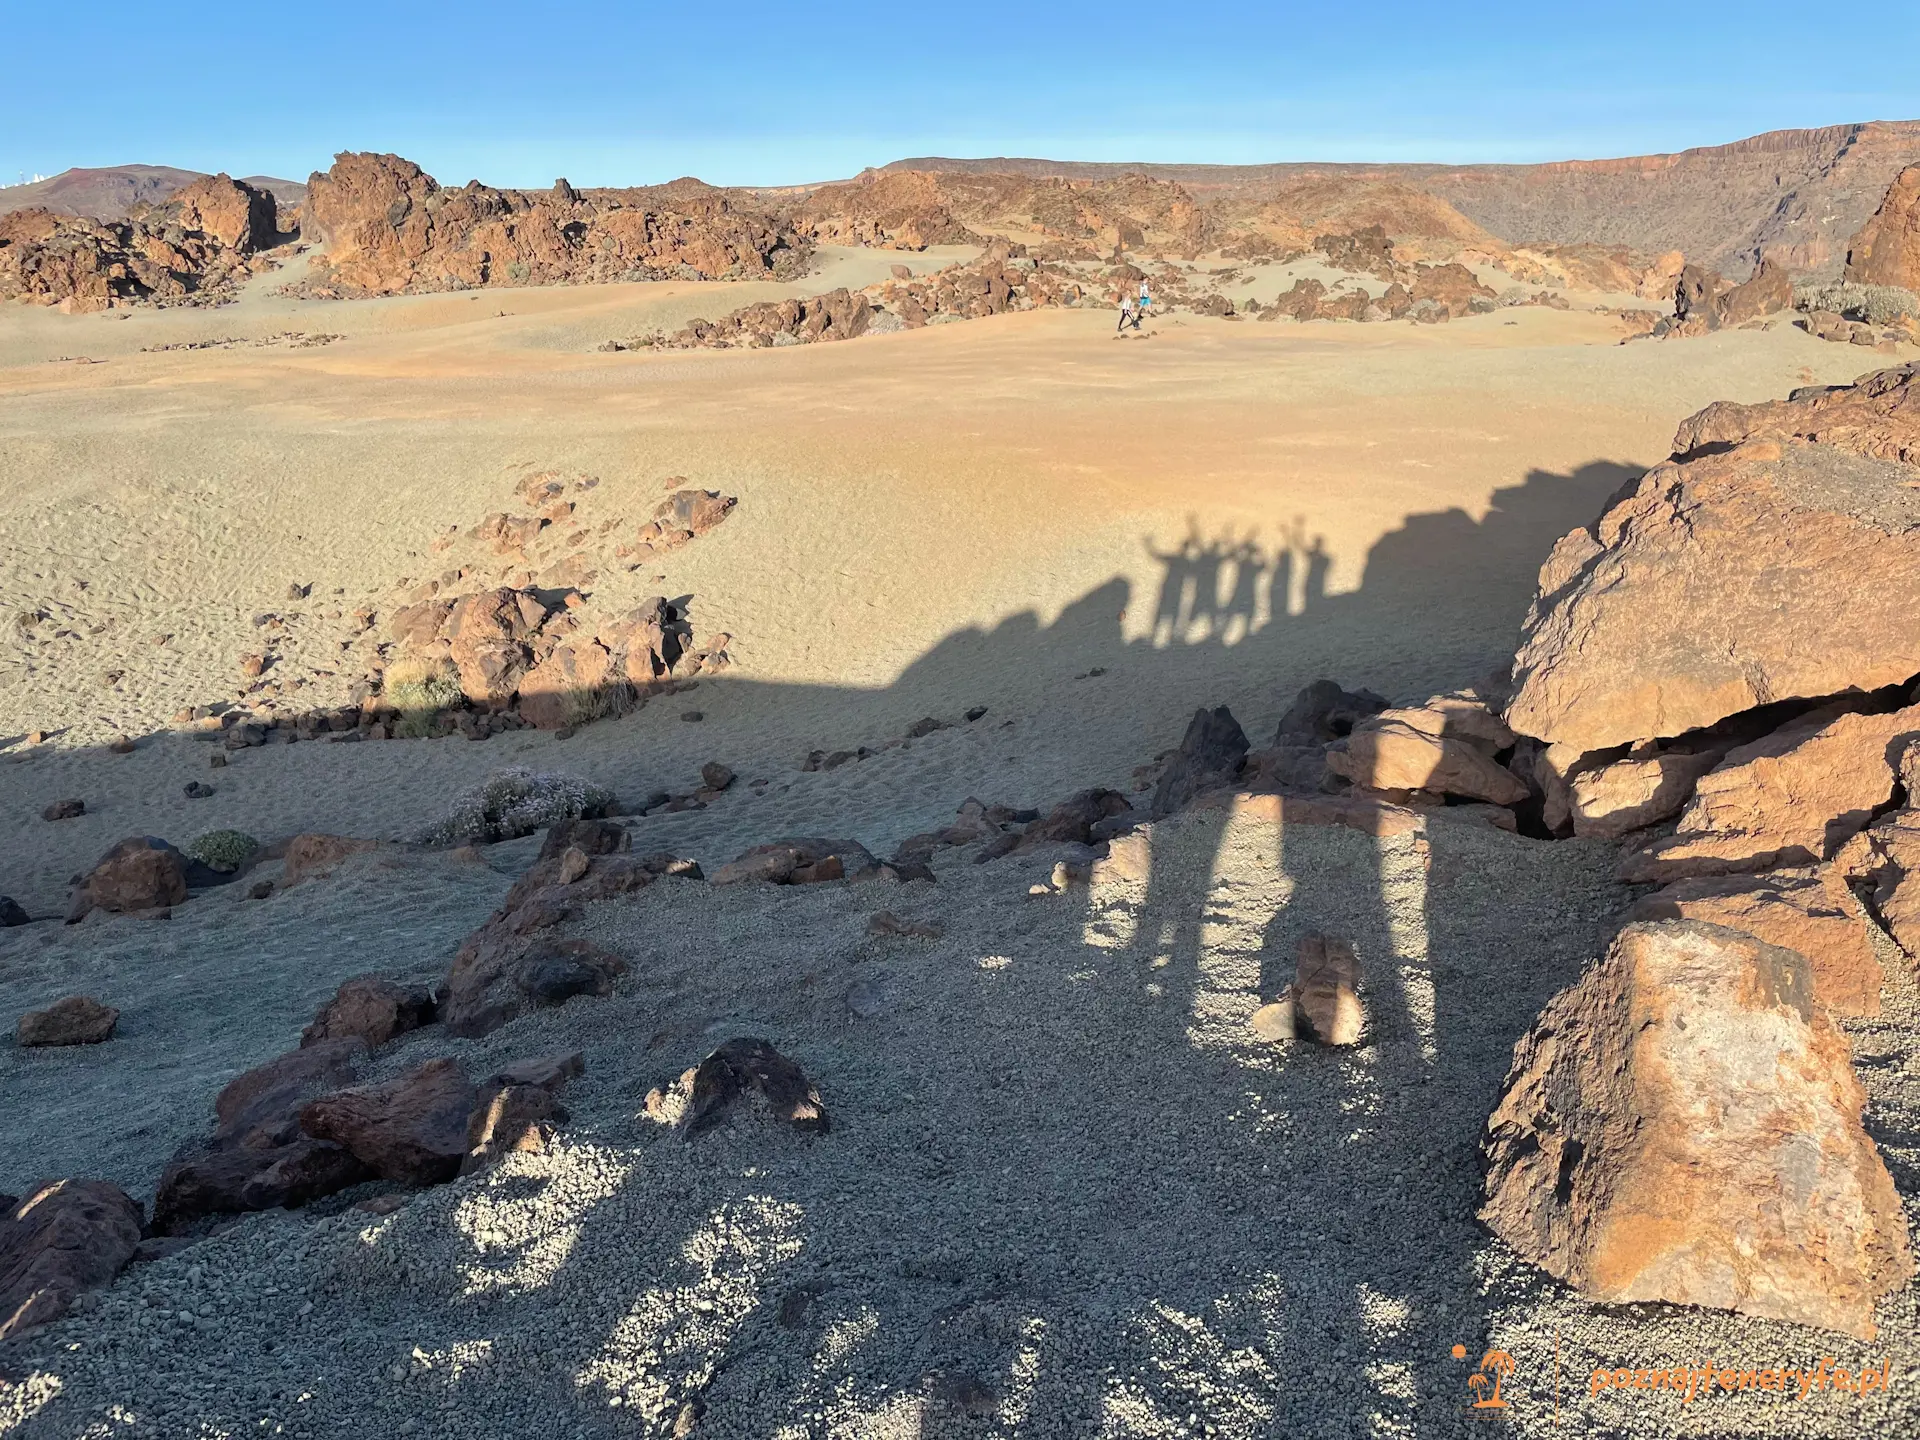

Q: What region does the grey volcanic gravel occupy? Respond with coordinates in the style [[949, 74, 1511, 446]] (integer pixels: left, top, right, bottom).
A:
[[1, 807, 1916, 1438]]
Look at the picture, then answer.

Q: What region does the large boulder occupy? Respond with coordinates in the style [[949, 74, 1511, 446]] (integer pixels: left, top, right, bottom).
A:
[[159, 173, 278, 254], [1621, 700, 1920, 883], [1507, 372, 1920, 755], [67, 837, 188, 922], [0, 1180, 143, 1341], [1481, 922, 1913, 1338], [1327, 697, 1528, 805], [301, 975, 436, 1049], [1846, 164, 1920, 292]]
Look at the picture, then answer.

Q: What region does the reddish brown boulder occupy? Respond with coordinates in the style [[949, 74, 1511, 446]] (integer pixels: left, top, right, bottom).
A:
[[1482, 922, 1913, 1339], [1621, 702, 1920, 882], [18, 995, 119, 1047], [281, 833, 379, 886], [1846, 165, 1920, 292], [1507, 393, 1920, 755], [0, 1180, 143, 1341], [517, 639, 624, 730], [1409, 262, 1495, 318], [300, 1057, 478, 1186], [441, 934, 627, 1038], [711, 838, 878, 885], [1566, 746, 1722, 839], [67, 837, 188, 922], [301, 975, 436, 1049], [1716, 257, 1792, 325], [1629, 870, 1884, 1016], [152, 1038, 372, 1233]]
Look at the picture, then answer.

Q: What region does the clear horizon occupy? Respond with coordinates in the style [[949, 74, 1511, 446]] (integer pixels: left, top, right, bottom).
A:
[[4, 1, 1918, 190]]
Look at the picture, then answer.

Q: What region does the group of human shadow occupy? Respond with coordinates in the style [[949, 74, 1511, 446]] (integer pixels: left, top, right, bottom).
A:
[[1145, 520, 1333, 648]]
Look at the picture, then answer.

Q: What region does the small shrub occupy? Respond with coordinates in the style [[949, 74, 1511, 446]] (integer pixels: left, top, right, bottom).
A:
[[383, 655, 465, 737], [187, 829, 260, 873], [417, 768, 614, 847], [1794, 281, 1919, 325], [505, 261, 531, 284]]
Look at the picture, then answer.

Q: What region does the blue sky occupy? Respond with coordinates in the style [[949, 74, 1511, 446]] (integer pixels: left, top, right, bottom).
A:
[[4, 3, 1916, 188]]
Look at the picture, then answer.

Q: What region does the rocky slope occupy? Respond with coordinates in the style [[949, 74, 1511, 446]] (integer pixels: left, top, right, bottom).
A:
[[0, 165, 305, 221]]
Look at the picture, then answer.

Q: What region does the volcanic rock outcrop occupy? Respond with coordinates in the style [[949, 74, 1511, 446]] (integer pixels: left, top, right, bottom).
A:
[[0, 173, 283, 311], [1482, 922, 1912, 1338], [297, 153, 809, 297]]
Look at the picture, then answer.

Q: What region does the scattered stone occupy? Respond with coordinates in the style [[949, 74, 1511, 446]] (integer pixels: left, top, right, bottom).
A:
[[0, 896, 29, 927], [0, 1180, 143, 1341], [301, 975, 437, 1050], [41, 798, 83, 821], [67, 836, 189, 922], [711, 838, 877, 886], [354, 1194, 408, 1217], [107, 736, 135, 755], [18, 995, 119, 1047], [247, 880, 273, 900], [700, 761, 735, 791], [1248, 1001, 1294, 1041], [1481, 921, 1914, 1339], [491, 1051, 585, 1092], [867, 911, 943, 939], [682, 710, 704, 722], [845, 981, 885, 1018], [906, 716, 949, 739], [182, 780, 214, 799], [965, 705, 988, 721], [1287, 934, 1364, 1045]]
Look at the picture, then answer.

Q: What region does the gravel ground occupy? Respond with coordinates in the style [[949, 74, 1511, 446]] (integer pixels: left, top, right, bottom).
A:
[[9, 801, 1909, 1438]]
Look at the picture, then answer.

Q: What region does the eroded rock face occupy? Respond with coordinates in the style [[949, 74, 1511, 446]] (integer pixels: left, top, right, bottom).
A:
[[1481, 921, 1913, 1339], [1621, 701, 1920, 883], [1507, 374, 1920, 754], [0, 1180, 143, 1341], [1847, 165, 1920, 292], [1837, 805, 1920, 960], [1629, 871, 1884, 1016], [67, 837, 188, 922]]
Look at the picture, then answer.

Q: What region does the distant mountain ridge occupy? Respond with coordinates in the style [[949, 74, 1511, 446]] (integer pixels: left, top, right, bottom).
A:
[[0, 165, 306, 221], [878, 120, 1920, 277]]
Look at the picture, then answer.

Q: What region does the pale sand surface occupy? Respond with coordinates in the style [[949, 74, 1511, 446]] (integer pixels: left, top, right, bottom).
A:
[[1, 279, 1916, 1437]]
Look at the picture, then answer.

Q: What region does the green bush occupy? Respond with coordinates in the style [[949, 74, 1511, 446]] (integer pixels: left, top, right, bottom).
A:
[[187, 829, 260, 873], [417, 768, 615, 847], [383, 656, 466, 738]]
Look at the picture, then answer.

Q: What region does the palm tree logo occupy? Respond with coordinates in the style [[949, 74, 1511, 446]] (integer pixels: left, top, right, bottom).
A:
[[1466, 1350, 1515, 1409]]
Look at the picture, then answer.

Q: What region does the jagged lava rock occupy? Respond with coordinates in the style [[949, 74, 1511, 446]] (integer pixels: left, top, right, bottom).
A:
[[1837, 805, 1920, 960], [67, 837, 188, 922], [18, 995, 119, 1046], [301, 974, 436, 1049], [1481, 921, 1913, 1339], [300, 1057, 478, 1186], [1847, 165, 1920, 292], [1150, 706, 1249, 816]]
